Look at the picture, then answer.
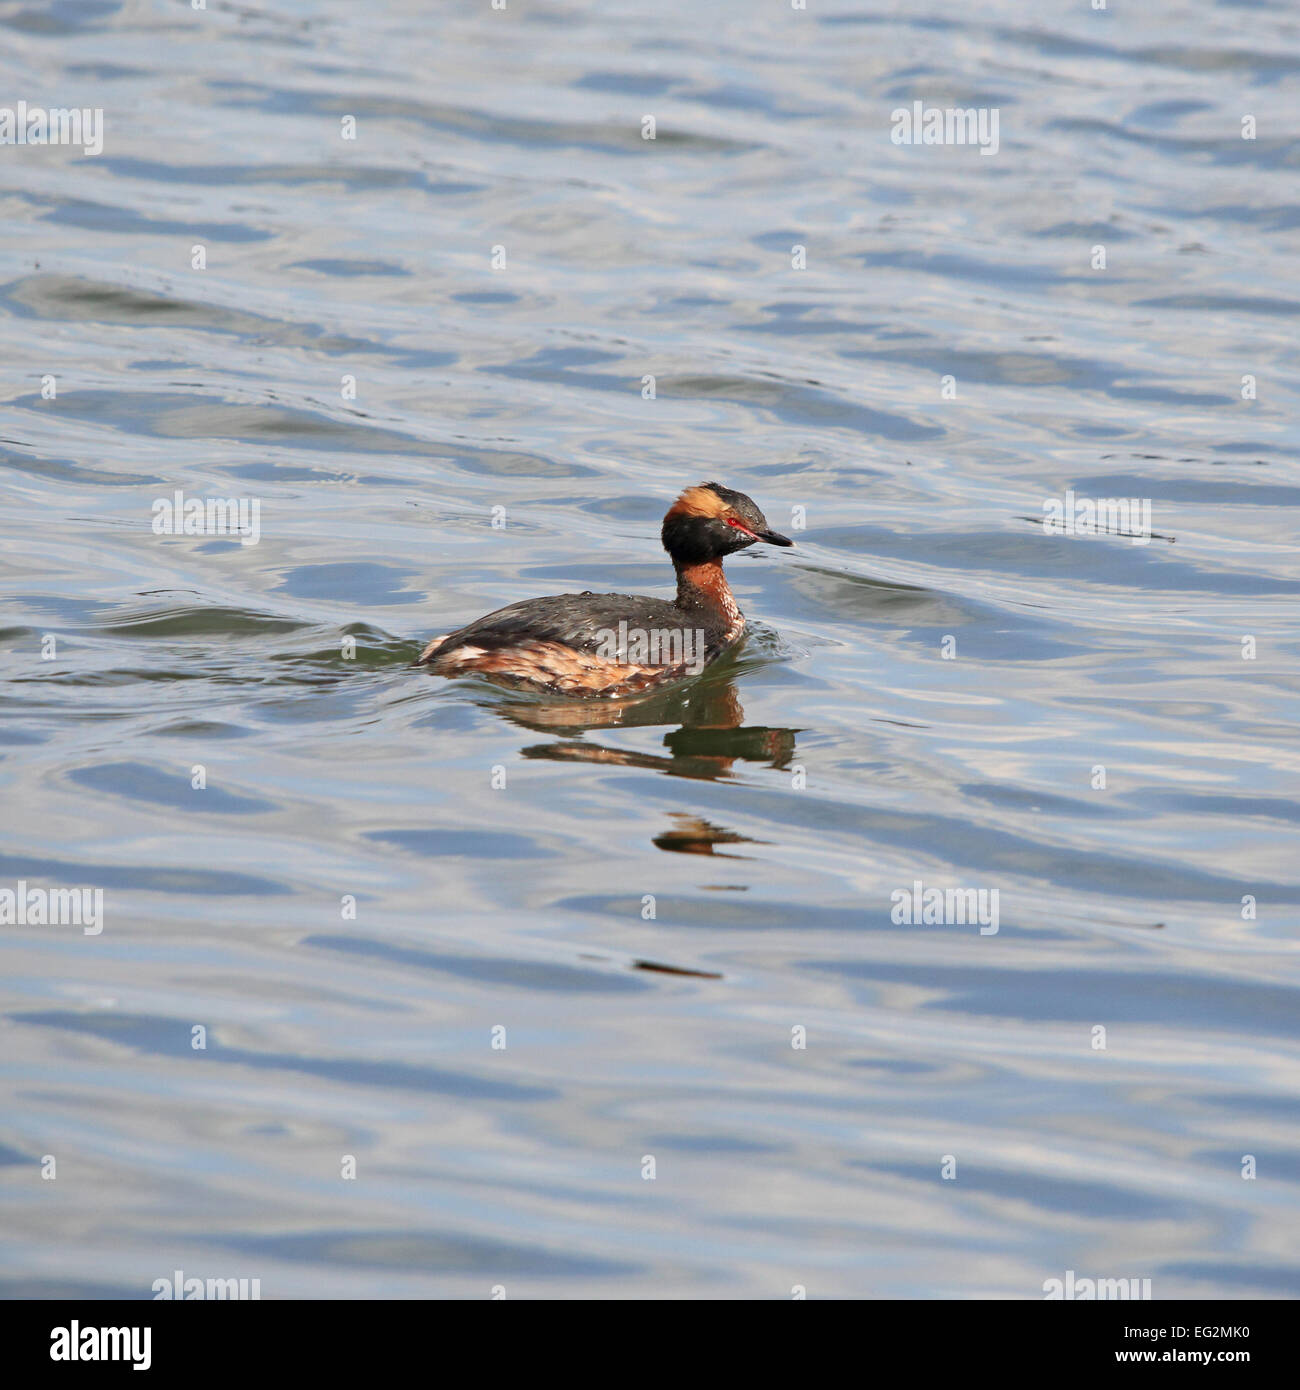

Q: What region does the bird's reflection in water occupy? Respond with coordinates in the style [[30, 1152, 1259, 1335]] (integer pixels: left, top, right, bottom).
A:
[[653, 813, 764, 858], [490, 669, 798, 783]]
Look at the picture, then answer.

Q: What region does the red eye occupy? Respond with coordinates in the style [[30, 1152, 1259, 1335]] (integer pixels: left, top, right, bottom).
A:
[[725, 517, 759, 539]]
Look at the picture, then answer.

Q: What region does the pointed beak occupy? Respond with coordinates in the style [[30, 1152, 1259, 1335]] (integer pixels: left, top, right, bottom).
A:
[[757, 527, 794, 547]]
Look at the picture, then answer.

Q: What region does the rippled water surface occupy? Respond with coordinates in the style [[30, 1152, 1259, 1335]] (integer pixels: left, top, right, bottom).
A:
[[3, 0, 1300, 1298]]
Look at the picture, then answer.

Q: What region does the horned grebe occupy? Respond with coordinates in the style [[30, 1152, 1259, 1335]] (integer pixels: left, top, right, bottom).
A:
[[416, 482, 792, 696]]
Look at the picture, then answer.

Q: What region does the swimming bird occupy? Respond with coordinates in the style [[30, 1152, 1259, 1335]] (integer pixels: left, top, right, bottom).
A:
[[416, 482, 792, 696]]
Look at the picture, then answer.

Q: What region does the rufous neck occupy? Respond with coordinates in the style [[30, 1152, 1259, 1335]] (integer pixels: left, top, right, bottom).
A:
[[675, 558, 739, 624]]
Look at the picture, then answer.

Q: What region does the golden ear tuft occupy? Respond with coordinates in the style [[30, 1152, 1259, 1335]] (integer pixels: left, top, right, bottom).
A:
[[666, 485, 729, 520]]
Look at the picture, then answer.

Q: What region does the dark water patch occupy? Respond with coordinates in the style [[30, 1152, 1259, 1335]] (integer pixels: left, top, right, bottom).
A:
[[276, 563, 420, 605], [1080, 473, 1300, 508], [0, 276, 455, 367], [1184, 202, 1300, 232], [152, 720, 251, 740], [858, 249, 1068, 292], [203, 79, 755, 155], [0, 1279, 138, 1299], [35, 195, 272, 242], [860, 1161, 1189, 1221], [98, 606, 309, 640], [289, 259, 412, 278], [366, 829, 551, 861], [0, 446, 161, 487], [817, 962, 1300, 1035], [214, 1228, 635, 1278], [68, 761, 274, 815], [1134, 293, 1300, 317], [0, 853, 287, 898], [648, 1133, 780, 1154], [1138, 792, 1300, 826], [29, 390, 447, 452], [17, 1011, 555, 1103], [574, 71, 677, 97], [1158, 1262, 1300, 1295], [844, 341, 1232, 404], [99, 155, 486, 196], [660, 373, 944, 441], [307, 933, 650, 994], [0, 0, 119, 36], [0, 726, 44, 747], [452, 290, 520, 304]]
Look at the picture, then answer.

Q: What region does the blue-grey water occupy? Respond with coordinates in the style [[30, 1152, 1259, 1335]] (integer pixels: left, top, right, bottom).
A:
[[2, 0, 1299, 1298]]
